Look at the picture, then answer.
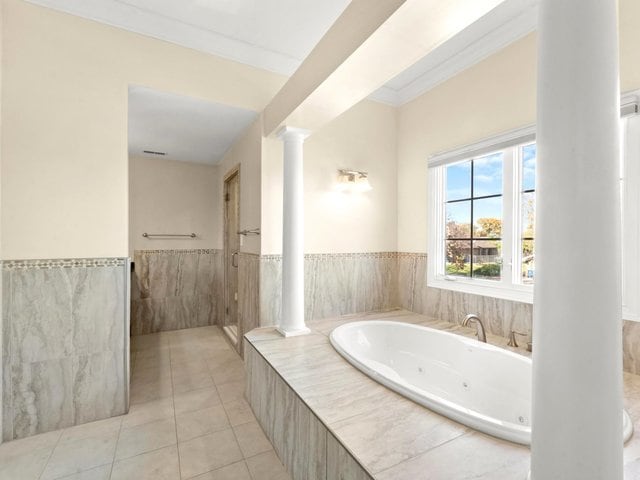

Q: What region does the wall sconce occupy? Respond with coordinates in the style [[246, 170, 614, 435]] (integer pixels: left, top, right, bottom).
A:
[[337, 169, 372, 192]]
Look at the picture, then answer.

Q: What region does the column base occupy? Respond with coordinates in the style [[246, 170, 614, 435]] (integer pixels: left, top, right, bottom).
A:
[[277, 326, 311, 337]]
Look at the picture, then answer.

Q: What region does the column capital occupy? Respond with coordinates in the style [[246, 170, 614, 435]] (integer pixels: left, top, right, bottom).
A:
[[276, 125, 311, 142]]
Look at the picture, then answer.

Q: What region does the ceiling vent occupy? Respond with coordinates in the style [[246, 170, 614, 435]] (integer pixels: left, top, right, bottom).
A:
[[143, 150, 166, 156]]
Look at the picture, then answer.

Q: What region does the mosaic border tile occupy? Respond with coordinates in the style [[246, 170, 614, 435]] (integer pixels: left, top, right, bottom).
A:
[[2, 258, 127, 270], [260, 252, 400, 261], [135, 249, 221, 255]]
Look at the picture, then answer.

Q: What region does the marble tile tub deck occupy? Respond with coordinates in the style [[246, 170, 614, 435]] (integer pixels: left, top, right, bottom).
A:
[[0, 325, 290, 480], [245, 309, 640, 480]]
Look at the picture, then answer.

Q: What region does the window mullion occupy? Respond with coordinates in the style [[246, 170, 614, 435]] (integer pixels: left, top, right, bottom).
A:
[[501, 148, 515, 289]]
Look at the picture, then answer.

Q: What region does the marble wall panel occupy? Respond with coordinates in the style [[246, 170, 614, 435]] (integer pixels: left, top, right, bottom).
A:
[[245, 343, 328, 480], [326, 432, 374, 480], [237, 253, 260, 356], [259, 253, 399, 328], [259, 257, 282, 328], [131, 249, 223, 335], [398, 252, 640, 374], [1, 268, 10, 443], [398, 253, 534, 338], [624, 321, 640, 374], [2, 258, 128, 441]]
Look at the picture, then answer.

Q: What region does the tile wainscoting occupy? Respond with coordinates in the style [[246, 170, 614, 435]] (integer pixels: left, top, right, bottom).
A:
[[259, 252, 398, 328], [237, 253, 260, 356], [397, 252, 640, 374], [1, 258, 129, 441], [131, 249, 224, 335]]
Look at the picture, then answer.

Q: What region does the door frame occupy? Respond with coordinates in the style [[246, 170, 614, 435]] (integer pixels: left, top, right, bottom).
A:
[[223, 165, 241, 343]]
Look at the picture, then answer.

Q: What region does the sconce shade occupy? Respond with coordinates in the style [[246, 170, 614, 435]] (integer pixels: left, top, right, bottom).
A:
[[337, 169, 372, 192]]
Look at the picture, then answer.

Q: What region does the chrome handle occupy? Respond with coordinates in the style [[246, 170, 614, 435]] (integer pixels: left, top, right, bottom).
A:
[[231, 252, 239, 268]]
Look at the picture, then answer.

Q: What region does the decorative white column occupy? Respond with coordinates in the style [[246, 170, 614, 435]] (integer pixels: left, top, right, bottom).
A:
[[531, 0, 622, 479], [277, 126, 311, 337]]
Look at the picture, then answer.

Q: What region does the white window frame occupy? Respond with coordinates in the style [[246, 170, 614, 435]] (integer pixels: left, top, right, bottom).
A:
[[427, 126, 536, 303], [427, 92, 640, 319], [622, 113, 640, 321]]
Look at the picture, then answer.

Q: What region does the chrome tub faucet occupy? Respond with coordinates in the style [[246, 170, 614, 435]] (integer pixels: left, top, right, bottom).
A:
[[462, 313, 487, 343]]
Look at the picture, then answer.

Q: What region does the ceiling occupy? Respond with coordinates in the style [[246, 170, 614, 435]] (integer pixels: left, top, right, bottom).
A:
[[128, 86, 258, 165], [27, 0, 538, 106], [370, 0, 538, 105], [25, 0, 351, 76], [31, 0, 538, 163]]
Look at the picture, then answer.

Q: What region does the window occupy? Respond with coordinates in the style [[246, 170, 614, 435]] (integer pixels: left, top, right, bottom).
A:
[[621, 114, 640, 320], [428, 128, 536, 303], [444, 153, 504, 281], [428, 101, 640, 316]]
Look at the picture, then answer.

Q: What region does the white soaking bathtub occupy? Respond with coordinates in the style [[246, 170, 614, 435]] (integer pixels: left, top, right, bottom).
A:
[[329, 320, 633, 446]]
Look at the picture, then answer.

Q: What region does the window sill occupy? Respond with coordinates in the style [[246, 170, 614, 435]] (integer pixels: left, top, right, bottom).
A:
[[428, 277, 640, 322], [427, 275, 534, 304]]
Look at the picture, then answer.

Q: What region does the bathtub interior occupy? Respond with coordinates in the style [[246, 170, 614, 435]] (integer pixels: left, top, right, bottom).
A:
[[332, 321, 533, 428], [331, 320, 634, 445]]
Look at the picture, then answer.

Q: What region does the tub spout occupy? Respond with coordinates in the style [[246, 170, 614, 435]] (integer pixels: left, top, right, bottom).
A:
[[462, 314, 487, 343]]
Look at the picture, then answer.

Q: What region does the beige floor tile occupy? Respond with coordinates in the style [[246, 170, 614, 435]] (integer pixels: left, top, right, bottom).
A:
[[0, 447, 53, 480], [134, 348, 171, 366], [178, 429, 243, 479], [245, 450, 291, 480], [0, 430, 61, 480], [111, 445, 180, 480], [223, 399, 255, 426], [131, 334, 169, 352], [40, 430, 118, 480], [170, 346, 207, 365], [176, 405, 230, 443], [216, 381, 245, 404], [59, 416, 122, 443], [132, 362, 172, 383], [190, 460, 252, 480], [55, 464, 112, 479], [174, 387, 222, 415], [172, 369, 215, 395], [203, 346, 235, 358], [171, 359, 209, 377], [209, 359, 246, 387], [233, 422, 272, 459], [130, 377, 174, 405], [0, 429, 61, 459], [201, 347, 235, 361], [115, 418, 177, 460], [121, 396, 174, 430]]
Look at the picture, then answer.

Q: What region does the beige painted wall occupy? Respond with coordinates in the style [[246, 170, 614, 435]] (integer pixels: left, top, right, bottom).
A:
[[129, 156, 220, 255], [397, 0, 640, 253], [262, 99, 397, 255], [218, 117, 263, 255], [0, 0, 285, 260], [397, 34, 536, 253]]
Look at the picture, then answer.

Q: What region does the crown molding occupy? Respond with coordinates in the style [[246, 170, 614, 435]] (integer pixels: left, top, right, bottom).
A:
[[25, 0, 302, 76], [369, 0, 539, 107]]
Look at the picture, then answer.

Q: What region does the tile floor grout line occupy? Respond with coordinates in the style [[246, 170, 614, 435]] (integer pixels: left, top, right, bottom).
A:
[[168, 336, 184, 480], [107, 415, 125, 479], [36, 429, 64, 480]]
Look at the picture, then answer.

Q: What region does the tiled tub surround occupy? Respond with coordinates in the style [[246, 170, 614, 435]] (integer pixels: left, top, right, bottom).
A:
[[2, 258, 129, 441], [131, 249, 224, 335], [259, 252, 398, 327], [245, 310, 640, 479], [237, 253, 260, 356], [398, 252, 640, 374]]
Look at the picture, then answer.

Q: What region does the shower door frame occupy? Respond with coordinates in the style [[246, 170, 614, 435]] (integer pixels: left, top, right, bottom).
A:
[[223, 165, 241, 348]]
